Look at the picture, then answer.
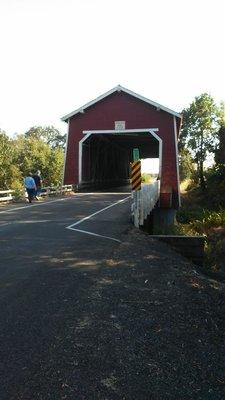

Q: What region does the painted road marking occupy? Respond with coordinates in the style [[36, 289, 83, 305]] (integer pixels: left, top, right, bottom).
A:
[[0, 192, 130, 214], [0, 197, 71, 214], [66, 195, 131, 242], [68, 228, 121, 243]]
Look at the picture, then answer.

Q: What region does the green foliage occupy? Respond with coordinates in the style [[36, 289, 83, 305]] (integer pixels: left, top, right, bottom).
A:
[[141, 173, 155, 183], [0, 130, 23, 189], [0, 127, 65, 191], [180, 93, 219, 189], [179, 148, 195, 181], [215, 125, 225, 165], [176, 206, 204, 224], [205, 238, 225, 272], [205, 164, 225, 208], [45, 147, 64, 186], [25, 126, 66, 149], [177, 197, 225, 276], [177, 206, 225, 232]]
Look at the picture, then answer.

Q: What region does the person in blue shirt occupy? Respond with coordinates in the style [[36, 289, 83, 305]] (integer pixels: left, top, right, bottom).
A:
[[32, 170, 42, 200], [24, 173, 36, 203]]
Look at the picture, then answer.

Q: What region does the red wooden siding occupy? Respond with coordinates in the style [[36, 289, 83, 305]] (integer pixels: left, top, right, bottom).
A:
[[63, 91, 181, 207]]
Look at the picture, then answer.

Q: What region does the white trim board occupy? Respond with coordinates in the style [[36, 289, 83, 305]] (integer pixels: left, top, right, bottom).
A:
[[62, 119, 70, 185], [173, 116, 181, 206], [61, 85, 182, 122]]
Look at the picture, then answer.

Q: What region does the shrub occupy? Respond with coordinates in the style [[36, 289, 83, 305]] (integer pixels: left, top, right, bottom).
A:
[[141, 173, 154, 183]]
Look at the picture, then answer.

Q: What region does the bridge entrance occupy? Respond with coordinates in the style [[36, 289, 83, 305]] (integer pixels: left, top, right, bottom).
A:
[[79, 129, 161, 190], [62, 85, 182, 229]]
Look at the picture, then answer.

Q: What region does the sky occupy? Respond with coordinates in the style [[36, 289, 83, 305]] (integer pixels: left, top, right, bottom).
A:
[[0, 0, 225, 138]]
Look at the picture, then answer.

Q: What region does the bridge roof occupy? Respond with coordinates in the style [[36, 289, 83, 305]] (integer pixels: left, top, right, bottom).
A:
[[61, 85, 182, 122]]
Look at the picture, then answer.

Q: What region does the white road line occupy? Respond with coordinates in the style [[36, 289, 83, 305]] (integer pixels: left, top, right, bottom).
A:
[[0, 222, 12, 227], [0, 197, 72, 214], [66, 195, 131, 242], [67, 227, 121, 243], [0, 193, 131, 242], [0, 192, 130, 214], [66, 196, 131, 229]]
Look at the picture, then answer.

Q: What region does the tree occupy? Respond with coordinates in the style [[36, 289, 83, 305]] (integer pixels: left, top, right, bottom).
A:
[[180, 93, 219, 189], [0, 127, 65, 191], [25, 126, 66, 149], [0, 130, 22, 189], [46, 147, 64, 186], [215, 103, 225, 165], [178, 148, 195, 182]]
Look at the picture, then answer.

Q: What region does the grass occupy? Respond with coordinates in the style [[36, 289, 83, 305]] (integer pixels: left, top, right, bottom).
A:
[[176, 185, 225, 277]]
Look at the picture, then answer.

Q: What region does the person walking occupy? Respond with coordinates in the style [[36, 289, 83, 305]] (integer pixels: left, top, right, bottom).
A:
[[33, 170, 42, 200], [24, 173, 36, 203]]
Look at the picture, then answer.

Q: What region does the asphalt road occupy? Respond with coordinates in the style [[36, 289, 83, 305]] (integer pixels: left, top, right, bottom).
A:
[[0, 192, 131, 399], [1, 193, 225, 400]]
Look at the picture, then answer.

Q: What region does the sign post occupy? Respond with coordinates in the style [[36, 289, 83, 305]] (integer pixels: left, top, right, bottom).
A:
[[131, 148, 141, 191], [131, 148, 141, 227], [133, 148, 140, 162]]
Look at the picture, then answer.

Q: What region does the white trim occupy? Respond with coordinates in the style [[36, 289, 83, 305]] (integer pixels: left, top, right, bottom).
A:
[[79, 128, 162, 187], [83, 128, 159, 135], [62, 119, 70, 185], [149, 130, 162, 179], [79, 133, 92, 184], [173, 116, 181, 206], [61, 85, 182, 121]]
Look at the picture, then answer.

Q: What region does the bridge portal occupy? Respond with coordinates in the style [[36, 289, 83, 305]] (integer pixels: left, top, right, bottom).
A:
[[61, 85, 182, 226]]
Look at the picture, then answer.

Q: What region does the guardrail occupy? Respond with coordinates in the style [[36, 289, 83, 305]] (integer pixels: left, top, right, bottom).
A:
[[0, 185, 73, 202], [0, 190, 13, 202], [131, 180, 160, 227]]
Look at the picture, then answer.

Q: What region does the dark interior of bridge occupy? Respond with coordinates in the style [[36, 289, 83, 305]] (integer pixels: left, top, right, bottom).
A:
[[81, 132, 159, 189]]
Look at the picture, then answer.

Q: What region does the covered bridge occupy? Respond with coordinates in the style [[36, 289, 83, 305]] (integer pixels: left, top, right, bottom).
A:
[[62, 85, 182, 224]]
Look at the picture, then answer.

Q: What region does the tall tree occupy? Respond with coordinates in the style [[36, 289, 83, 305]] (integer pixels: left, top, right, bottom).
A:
[[13, 134, 64, 186], [0, 130, 22, 189], [180, 93, 219, 189], [215, 103, 225, 165], [178, 148, 195, 182], [25, 126, 66, 149]]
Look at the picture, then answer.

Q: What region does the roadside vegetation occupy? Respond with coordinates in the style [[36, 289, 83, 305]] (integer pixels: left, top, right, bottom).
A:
[[141, 173, 157, 184], [0, 126, 66, 198], [177, 174, 225, 277], [176, 96, 225, 278]]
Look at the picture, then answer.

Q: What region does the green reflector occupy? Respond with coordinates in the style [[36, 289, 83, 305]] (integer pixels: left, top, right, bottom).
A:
[[133, 148, 140, 161]]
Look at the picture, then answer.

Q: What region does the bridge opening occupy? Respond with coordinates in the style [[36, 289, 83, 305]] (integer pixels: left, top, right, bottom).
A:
[[141, 158, 159, 181], [79, 130, 160, 190]]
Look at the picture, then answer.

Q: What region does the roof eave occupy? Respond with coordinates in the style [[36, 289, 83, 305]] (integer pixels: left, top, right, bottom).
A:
[[61, 85, 182, 122]]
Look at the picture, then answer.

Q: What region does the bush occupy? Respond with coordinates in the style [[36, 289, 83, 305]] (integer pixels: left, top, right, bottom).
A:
[[141, 173, 154, 183], [205, 238, 225, 272], [11, 180, 25, 201], [176, 206, 204, 224], [204, 165, 225, 208]]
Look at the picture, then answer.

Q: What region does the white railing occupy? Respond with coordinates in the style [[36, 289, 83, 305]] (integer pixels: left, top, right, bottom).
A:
[[131, 180, 160, 228], [40, 185, 73, 197], [0, 190, 13, 202], [0, 185, 73, 202]]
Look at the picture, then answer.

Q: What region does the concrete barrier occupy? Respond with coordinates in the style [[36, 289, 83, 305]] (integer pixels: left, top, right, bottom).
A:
[[150, 235, 206, 266]]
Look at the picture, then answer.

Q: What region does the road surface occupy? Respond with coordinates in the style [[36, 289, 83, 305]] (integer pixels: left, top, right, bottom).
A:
[[1, 193, 225, 400]]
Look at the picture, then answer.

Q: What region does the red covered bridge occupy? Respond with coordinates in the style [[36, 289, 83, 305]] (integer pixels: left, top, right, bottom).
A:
[[62, 85, 182, 227]]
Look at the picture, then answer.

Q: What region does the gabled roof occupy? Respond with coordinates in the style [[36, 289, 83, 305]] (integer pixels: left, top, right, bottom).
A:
[[61, 85, 182, 122]]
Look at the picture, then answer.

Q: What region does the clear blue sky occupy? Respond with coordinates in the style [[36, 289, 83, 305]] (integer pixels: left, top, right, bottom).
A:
[[0, 0, 224, 137]]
